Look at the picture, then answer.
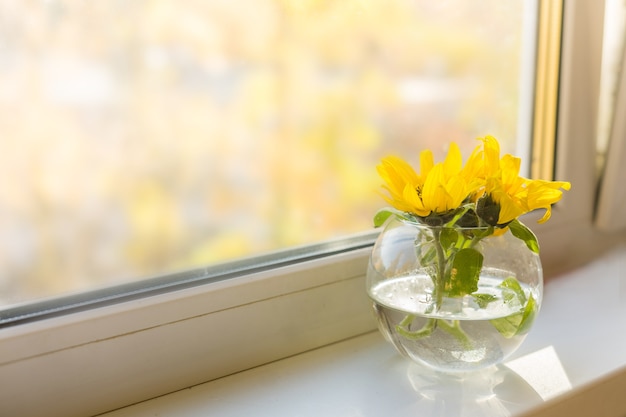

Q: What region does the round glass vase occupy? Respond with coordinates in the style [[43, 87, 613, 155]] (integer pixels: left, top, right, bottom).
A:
[[366, 215, 543, 373]]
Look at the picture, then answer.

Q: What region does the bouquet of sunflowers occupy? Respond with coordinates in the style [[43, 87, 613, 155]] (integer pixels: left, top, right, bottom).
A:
[[370, 136, 570, 356], [375, 135, 570, 232]]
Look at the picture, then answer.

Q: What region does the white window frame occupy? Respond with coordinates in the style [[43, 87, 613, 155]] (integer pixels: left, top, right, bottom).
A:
[[1, 2, 625, 417], [529, 0, 625, 275]]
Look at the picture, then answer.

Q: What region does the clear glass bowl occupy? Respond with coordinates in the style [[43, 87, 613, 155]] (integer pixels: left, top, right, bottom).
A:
[[366, 215, 543, 372]]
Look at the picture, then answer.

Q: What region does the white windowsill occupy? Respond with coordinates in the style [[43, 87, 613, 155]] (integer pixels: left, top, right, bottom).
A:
[[101, 244, 626, 417]]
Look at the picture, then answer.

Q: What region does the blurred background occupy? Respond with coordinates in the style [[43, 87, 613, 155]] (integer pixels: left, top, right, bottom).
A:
[[0, 0, 527, 306]]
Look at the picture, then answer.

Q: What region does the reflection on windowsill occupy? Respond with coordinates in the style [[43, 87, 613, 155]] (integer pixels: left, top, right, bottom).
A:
[[405, 346, 571, 416], [407, 364, 540, 416]]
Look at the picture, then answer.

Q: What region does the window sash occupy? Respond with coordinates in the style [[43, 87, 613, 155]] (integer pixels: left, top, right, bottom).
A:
[[530, 0, 626, 276], [0, 231, 377, 327]]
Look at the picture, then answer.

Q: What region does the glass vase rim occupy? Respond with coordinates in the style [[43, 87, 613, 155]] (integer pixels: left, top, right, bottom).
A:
[[392, 214, 493, 231]]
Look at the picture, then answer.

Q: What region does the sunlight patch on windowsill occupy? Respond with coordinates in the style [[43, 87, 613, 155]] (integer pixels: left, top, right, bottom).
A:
[[504, 345, 572, 401]]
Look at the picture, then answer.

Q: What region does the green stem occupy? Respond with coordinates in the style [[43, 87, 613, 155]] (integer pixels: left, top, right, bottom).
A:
[[396, 316, 437, 340], [398, 314, 414, 328], [396, 316, 473, 349], [469, 226, 493, 248], [397, 226, 489, 349], [432, 228, 447, 312], [438, 319, 473, 350]]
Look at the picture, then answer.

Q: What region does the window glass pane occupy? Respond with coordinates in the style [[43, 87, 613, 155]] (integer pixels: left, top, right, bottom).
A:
[[0, 0, 529, 308]]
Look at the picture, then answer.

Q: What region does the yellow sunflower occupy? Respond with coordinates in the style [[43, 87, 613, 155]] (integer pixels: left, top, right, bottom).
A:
[[468, 136, 571, 225], [377, 143, 471, 218]]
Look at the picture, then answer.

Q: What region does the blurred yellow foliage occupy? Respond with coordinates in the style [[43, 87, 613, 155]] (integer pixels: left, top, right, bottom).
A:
[[0, 0, 524, 305]]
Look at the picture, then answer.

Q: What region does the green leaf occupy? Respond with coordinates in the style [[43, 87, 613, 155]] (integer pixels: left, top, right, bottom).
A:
[[490, 312, 521, 338], [508, 219, 540, 254], [515, 294, 538, 335], [490, 278, 538, 338], [439, 228, 459, 251], [373, 208, 403, 227], [445, 248, 483, 296], [490, 294, 538, 338], [499, 277, 527, 304], [472, 293, 497, 308]]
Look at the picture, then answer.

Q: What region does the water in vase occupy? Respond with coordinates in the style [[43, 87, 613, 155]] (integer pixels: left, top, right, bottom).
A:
[[368, 273, 538, 372]]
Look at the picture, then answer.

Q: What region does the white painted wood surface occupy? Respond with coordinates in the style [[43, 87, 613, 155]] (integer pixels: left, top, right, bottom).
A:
[[101, 244, 626, 417]]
